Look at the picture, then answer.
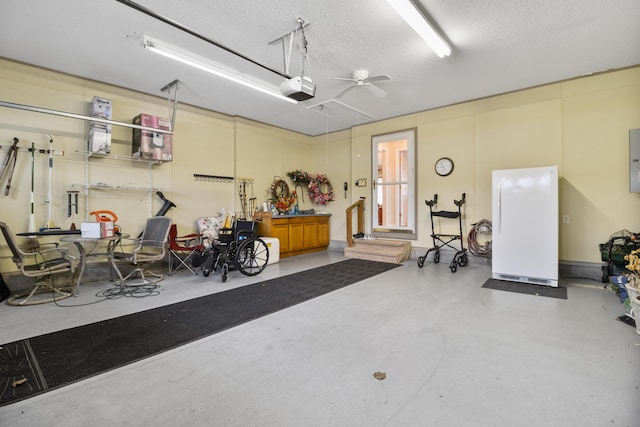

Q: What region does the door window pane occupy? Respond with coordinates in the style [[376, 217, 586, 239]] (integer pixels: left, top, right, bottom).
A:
[[372, 129, 416, 239]]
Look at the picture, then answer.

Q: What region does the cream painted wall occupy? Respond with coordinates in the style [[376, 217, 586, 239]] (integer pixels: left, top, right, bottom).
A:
[[327, 67, 640, 264], [311, 130, 351, 242], [234, 117, 313, 214], [1, 59, 639, 273]]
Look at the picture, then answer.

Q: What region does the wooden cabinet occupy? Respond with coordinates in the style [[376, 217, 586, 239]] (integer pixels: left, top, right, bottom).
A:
[[317, 219, 330, 247], [303, 222, 317, 247], [254, 213, 331, 258], [271, 219, 289, 253], [288, 218, 304, 252]]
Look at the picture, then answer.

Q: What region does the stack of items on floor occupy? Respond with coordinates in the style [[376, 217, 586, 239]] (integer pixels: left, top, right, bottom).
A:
[[601, 230, 640, 335]]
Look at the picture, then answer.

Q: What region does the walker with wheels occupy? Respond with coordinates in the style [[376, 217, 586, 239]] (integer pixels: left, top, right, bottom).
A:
[[417, 193, 468, 273]]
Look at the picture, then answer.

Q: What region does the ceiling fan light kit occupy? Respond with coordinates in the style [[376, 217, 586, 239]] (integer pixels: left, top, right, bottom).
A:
[[141, 35, 298, 104], [385, 0, 451, 58]]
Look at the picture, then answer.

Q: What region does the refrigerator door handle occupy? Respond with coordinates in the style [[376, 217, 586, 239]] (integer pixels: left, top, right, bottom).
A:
[[496, 183, 501, 233]]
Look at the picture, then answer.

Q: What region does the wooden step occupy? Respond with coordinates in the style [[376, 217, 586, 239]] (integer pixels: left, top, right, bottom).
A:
[[344, 238, 411, 264]]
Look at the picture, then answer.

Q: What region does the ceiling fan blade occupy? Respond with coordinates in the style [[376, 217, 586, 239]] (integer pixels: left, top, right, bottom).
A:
[[366, 74, 391, 82], [335, 85, 357, 99], [332, 77, 357, 82], [365, 83, 388, 98]]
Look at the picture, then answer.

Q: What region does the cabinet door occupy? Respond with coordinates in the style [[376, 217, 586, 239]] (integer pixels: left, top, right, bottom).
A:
[[317, 219, 330, 247], [272, 224, 289, 253], [304, 223, 317, 248], [289, 223, 304, 252]]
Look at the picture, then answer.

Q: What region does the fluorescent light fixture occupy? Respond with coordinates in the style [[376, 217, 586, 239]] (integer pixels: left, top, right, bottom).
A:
[[142, 35, 298, 104], [385, 0, 451, 58]]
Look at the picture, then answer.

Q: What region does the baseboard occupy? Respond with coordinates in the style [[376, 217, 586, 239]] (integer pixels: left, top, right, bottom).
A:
[[558, 260, 605, 282]]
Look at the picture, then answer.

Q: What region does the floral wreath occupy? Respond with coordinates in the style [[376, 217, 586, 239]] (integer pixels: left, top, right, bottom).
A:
[[308, 174, 334, 206], [287, 170, 311, 184]]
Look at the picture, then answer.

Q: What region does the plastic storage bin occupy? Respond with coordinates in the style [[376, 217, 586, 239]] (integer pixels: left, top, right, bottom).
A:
[[261, 237, 280, 264]]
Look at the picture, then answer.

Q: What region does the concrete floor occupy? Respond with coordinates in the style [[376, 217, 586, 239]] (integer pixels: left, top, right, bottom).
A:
[[0, 250, 638, 426]]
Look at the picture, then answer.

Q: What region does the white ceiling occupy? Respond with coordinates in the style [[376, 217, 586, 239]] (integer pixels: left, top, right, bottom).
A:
[[1, 0, 639, 136]]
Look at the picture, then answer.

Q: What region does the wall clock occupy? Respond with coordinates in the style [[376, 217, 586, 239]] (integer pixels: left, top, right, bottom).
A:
[[435, 157, 454, 176]]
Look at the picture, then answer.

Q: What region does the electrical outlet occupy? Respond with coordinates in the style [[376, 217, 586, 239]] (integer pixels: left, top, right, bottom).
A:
[[562, 215, 570, 224]]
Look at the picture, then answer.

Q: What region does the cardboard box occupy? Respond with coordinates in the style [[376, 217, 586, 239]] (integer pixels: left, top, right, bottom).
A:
[[132, 114, 173, 161], [88, 96, 112, 155], [81, 222, 115, 238], [88, 127, 111, 155]]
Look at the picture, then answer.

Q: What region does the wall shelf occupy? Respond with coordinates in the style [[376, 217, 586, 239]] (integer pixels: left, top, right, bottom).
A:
[[83, 150, 161, 219], [83, 184, 164, 191]]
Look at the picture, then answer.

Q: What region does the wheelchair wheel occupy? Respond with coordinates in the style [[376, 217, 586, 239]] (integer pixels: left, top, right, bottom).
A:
[[434, 251, 440, 264], [202, 252, 215, 277], [235, 238, 269, 276], [417, 256, 425, 268], [221, 263, 228, 282]]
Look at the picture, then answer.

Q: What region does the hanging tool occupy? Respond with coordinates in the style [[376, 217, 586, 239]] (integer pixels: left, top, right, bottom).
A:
[[67, 186, 80, 230], [238, 181, 247, 219], [249, 197, 257, 218], [0, 137, 19, 196], [44, 134, 58, 229], [236, 178, 254, 219], [27, 142, 40, 251], [136, 192, 176, 238]]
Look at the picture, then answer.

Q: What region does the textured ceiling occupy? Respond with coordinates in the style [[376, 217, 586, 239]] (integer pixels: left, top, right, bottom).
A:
[[1, 0, 639, 136]]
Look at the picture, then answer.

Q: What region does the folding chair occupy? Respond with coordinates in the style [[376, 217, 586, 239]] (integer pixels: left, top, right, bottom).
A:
[[168, 224, 203, 275]]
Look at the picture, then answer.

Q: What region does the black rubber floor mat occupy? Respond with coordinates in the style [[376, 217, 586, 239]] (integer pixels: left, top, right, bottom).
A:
[[0, 258, 399, 407], [482, 278, 567, 299]]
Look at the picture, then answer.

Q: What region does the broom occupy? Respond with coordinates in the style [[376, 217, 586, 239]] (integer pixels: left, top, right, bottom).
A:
[[27, 142, 39, 251]]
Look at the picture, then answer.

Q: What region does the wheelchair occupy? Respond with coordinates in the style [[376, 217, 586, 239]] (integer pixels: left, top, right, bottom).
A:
[[197, 219, 269, 282]]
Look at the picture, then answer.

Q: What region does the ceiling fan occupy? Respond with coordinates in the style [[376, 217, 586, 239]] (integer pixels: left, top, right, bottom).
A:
[[333, 69, 391, 98]]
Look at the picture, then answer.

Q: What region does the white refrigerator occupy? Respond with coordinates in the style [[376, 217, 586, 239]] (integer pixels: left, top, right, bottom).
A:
[[492, 166, 558, 287]]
